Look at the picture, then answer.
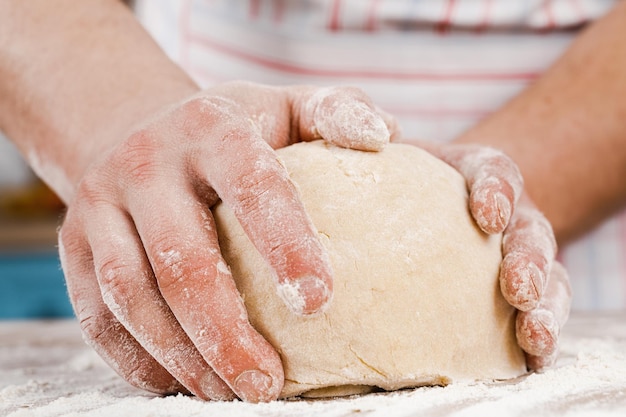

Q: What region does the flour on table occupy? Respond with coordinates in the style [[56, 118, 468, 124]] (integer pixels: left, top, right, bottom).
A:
[[1, 314, 626, 416]]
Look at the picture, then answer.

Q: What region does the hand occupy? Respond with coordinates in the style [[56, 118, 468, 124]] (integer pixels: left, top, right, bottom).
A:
[[58, 81, 397, 402], [418, 142, 572, 371]]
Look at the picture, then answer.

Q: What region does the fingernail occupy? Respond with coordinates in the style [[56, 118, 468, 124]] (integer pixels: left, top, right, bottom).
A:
[[277, 275, 331, 315], [200, 372, 236, 401], [515, 262, 543, 311], [234, 370, 273, 403], [339, 103, 389, 151], [528, 262, 546, 300], [537, 310, 558, 340], [495, 192, 511, 230], [525, 309, 558, 357], [319, 102, 389, 151]]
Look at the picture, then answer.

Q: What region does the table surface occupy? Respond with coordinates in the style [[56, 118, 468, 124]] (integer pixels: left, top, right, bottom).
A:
[[1, 312, 625, 417]]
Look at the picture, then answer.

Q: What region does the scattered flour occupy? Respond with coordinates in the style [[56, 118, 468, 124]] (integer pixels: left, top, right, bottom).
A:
[[1, 313, 625, 417]]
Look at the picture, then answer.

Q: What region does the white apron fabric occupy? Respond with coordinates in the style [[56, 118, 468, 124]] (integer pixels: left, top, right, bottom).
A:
[[135, 0, 625, 310]]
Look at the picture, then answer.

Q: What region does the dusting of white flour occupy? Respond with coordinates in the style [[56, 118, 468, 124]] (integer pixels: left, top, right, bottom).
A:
[[1, 313, 625, 417]]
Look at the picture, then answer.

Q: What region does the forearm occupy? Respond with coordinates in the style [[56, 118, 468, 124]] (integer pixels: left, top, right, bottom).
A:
[[455, 2, 626, 245], [0, 0, 199, 203]]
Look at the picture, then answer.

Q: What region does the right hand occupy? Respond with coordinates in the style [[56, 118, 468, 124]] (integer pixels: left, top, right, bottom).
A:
[[59, 81, 398, 402], [420, 142, 572, 370]]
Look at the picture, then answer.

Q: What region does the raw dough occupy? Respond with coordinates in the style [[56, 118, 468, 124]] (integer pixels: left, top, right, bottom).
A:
[[213, 140, 526, 399]]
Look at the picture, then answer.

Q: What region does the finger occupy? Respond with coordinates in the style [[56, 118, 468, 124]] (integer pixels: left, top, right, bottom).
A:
[[421, 143, 524, 234], [525, 349, 559, 372], [516, 261, 572, 370], [375, 105, 402, 142], [186, 97, 334, 316], [58, 211, 184, 395], [465, 147, 523, 234], [126, 173, 284, 403], [84, 201, 234, 400], [203, 81, 294, 151], [294, 86, 392, 151], [500, 206, 558, 311]]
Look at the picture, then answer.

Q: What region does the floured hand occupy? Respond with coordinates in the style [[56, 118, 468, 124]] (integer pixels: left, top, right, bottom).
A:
[[416, 142, 572, 371], [59, 81, 397, 402]]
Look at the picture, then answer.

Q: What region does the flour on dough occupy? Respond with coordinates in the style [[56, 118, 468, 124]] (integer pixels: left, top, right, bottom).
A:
[[213, 140, 526, 399]]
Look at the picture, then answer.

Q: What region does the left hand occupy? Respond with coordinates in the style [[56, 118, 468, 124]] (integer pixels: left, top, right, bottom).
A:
[[418, 142, 572, 371], [57, 81, 398, 402]]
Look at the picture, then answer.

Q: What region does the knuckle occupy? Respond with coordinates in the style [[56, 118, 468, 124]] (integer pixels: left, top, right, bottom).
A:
[[484, 146, 508, 162], [468, 147, 523, 187], [123, 363, 179, 395], [96, 254, 128, 286], [78, 312, 179, 394], [505, 208, 557, 254], [182, 96, 240, 128], [195, 329, 243, 367], [57, 215, 91, 300], [552, 261, 572, 293], [78, 309, 120, 348], [232, 169, 275, 204], [115, 129, 162, 185], [219, 125, 256, 148], [472, 145, 509, 167], [157, 259, 211, 295], [152, 239, 185, 280], [74, 171, 111, 209], [150, 237, 215, 294], [124, 363, 158, 391], [94, 255, 137, 309], [228, 170, 283, 227], [503, 155, 523, 181], [58, 216, 82, 258], [180, 97, 261, 157]]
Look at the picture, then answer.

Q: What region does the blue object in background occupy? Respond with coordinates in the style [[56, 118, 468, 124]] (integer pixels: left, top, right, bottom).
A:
[[0, 251, 74, 319]]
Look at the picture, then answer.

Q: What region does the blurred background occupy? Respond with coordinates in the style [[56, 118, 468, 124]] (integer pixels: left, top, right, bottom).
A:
[[0, 132, 73, 319]]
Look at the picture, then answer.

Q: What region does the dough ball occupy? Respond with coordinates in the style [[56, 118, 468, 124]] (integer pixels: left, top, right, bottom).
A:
[[213, 140, 526, 398]]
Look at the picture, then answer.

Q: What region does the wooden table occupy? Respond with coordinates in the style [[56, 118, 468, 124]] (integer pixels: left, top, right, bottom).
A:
[[1, 312, 625, 416]]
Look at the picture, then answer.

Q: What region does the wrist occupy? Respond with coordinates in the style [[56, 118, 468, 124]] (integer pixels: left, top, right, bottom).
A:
[[30, 79, 200, 205], [0, 0, 201, 203]]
